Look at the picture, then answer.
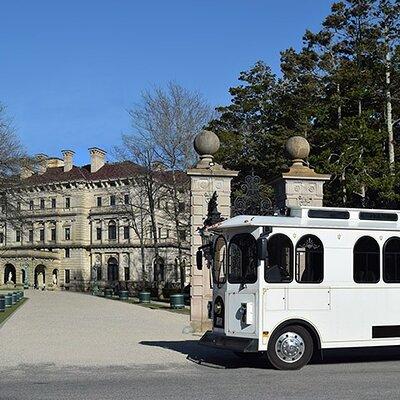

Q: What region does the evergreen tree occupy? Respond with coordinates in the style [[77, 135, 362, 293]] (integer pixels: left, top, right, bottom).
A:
[[211, 0, 400, 209]]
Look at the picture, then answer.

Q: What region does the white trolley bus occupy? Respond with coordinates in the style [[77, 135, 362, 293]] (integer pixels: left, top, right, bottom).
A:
[[199, 206, 400, 369]]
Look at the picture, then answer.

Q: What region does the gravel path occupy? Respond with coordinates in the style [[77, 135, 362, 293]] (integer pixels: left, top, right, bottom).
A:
[[0, 290, 193, 368]]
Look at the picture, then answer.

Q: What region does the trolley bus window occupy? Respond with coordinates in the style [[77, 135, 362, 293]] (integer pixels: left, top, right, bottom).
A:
[[228, 233, 257, 284], [295, 235, 324, 283], [383, 237, 400, 283], [265, 234, 293, 283], [213, 236, 227, 284], [353, 236, 380, 283]]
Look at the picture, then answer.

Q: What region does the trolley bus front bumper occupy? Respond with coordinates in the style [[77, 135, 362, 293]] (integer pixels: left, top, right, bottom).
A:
[[199, 331, 258, 353]]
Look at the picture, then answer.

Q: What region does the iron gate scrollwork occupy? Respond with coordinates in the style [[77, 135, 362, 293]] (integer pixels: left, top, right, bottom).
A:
[[232, 171, 275, 216]]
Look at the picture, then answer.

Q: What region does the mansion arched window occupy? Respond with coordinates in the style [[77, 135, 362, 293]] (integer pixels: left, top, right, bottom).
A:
[[295, 235, 323, 283], [108, 221, 117, 240], [353, 236, 380, 283]]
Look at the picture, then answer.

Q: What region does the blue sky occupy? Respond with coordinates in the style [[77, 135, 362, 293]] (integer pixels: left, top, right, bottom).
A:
[[0, 0, 333, 165]]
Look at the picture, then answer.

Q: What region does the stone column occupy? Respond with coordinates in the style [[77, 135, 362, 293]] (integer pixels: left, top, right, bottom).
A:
[[187, 130, 238, 332], [270, 136, 331, 209]]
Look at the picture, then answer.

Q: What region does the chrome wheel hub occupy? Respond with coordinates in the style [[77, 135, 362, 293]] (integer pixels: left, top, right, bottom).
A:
[[275, 332, 305, 363]]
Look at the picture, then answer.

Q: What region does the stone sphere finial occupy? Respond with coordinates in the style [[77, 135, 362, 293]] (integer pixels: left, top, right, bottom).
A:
[[285, 136, 310, 166], [194, 130, 220, 166]]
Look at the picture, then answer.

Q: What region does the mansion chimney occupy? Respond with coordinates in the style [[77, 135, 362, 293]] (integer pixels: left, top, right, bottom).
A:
[[89, 147, 106, 173], [20, 158, 34, 179], [36, 154, 48, 175], [62, 150, 75, 172]]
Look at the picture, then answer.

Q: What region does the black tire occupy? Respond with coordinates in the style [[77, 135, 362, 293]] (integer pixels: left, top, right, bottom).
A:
[[267, 325, 313, 370]]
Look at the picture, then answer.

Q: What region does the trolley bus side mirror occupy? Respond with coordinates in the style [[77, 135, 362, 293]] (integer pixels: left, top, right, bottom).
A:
[[196, 250, 203, 270], [257, 236, 268, 261]]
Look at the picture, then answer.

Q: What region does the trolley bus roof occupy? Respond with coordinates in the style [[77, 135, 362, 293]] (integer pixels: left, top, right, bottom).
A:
[[213, 207, 400, 232]]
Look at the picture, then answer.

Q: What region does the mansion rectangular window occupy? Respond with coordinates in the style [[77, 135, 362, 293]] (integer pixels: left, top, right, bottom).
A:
[[97, 197, 102, 207], [65, 227, 71, 241], [29, 229, 34, 242], [110, 195, 116, 206], [124, 194, 130, 205], [40, 199, 45, 209], [96, 227, 102, 240], [16, 230, 21, 242], [65, 197, 71, 209], [29, 200, 34, 210], [51, 198, 56, 208], [65, 248, 70, 258], [124, 226, 130, 239], [158, 227, 162, 239], [124, 267, 130, 281], [65, 269, 70, 284], [51, 228, 56, 241], [0, 232, 4, 244], [40, 229, 45, 242]]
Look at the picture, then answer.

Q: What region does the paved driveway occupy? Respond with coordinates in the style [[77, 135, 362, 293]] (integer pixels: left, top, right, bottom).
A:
[[0, 290, 199, 368], [4, 290, 400, 400]]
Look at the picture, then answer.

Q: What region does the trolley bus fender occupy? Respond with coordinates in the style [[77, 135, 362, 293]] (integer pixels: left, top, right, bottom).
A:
[[270, 318, 322, 352]]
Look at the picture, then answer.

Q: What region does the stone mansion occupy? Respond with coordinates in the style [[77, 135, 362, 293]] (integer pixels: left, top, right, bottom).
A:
[[0, 148, 190, 291]]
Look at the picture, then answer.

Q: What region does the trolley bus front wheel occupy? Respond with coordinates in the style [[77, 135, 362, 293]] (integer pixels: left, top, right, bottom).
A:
[[267, 325, 313, 370]]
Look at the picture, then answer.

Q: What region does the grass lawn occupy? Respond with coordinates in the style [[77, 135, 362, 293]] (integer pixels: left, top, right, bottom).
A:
[[0, 298, 27, 326]]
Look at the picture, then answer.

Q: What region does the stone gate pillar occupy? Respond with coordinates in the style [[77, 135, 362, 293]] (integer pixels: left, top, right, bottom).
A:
[[187, 130, 238, 332], [270, 136, 331, 208]]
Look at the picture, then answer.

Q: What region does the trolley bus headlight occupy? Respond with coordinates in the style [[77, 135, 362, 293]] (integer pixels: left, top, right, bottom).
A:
[[213, 297, 224, 328], [214, 301, 223, 316]]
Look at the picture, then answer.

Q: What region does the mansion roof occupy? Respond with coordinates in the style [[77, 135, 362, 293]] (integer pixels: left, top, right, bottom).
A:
[[25, 161, 143, 186]]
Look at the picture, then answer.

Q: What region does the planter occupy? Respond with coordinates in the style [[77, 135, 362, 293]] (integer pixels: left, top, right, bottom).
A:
[[139, 291, 151, 303], [170, 294, 185, 309], [119, 291, 129, 301], [13, 292, 19, 303], [0, 296, 5, 312], [105, 289, 113, 298], [10, 293, 17, 305], [4, 295, 11, 308], [19, 291, 24, 300]]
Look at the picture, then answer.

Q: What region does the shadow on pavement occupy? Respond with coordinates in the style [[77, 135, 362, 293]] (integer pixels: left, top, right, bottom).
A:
[[140, 339, 400, 369], [140, 340, 268, 369]]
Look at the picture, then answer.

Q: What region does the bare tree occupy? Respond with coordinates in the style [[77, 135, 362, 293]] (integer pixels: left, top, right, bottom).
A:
[[116, 82, 214, 295], [0, 103, 33, 225], [121, 182, 150, 288], [121, 82, 214, 292], [116, 134, 164, 296]]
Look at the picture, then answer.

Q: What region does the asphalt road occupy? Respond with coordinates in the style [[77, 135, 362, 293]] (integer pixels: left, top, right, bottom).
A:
[[2, 346, 400, 399], [2, 291, 400, 399]]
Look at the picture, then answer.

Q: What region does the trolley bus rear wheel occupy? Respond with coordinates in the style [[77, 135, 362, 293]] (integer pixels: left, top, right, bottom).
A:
[[267, 325, 313, 370]]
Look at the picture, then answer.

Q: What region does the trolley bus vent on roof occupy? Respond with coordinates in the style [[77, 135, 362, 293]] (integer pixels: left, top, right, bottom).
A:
[[306, 208, 399, 222], [308, 210, 350, 220]]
